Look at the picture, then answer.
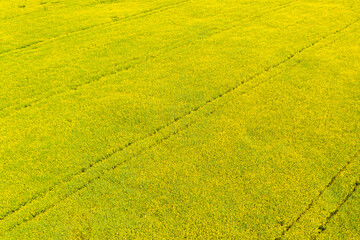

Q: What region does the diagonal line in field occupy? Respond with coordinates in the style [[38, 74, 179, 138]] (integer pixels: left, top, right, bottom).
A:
[[0, 0, 144, 22], [275, 152, 359, 239], [1, 16, 358, 234], [0, 2, 297, 225], [273, 18, 360, 238], [0, 0, 191, 57], [0, 1, 295, 119], [314, 179, 360, 239], [1, 105, 216, 234]]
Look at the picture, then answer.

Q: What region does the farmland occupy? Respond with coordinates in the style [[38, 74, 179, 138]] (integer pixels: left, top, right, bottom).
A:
[[0, 0, 359, 239]]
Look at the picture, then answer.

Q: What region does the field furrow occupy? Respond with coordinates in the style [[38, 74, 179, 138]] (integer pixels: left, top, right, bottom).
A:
[[0, 0, 351, 219], [0, 0, 191, 56], [0, 0, 296, 117], [1, 13, 359, 237], [0, 0, 359, 239]]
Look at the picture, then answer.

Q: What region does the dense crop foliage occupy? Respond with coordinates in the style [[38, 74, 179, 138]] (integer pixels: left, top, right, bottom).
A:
[[0, 0, 359, 239]]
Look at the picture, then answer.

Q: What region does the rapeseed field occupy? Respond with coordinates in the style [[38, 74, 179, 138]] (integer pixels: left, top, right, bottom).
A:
[[0, 0, 359, 239]]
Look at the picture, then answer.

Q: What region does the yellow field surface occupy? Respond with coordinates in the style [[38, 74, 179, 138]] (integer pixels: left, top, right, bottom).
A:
[[0, 0, 359, 239]]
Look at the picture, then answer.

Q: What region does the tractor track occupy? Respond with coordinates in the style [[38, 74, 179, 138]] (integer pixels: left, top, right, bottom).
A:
[[0, 1, 295, 119], [0, 0, 191, 57], [314, 179, 360, 239], [0, 2, 298, 225], [0, 103, 216, 234], [275, 148, 360, 239], [0, 14, 358, 235]]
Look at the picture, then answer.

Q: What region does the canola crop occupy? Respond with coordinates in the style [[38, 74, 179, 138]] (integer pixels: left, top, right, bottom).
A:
[[0, 0, 359, 239]]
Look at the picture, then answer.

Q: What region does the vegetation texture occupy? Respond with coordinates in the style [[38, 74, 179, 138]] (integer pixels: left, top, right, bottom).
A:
[[0, 0, 359, 239]]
